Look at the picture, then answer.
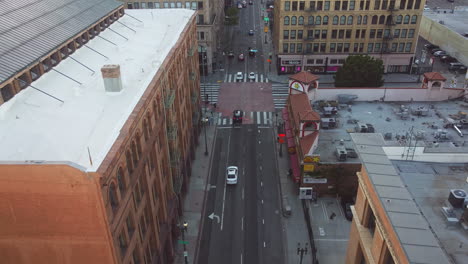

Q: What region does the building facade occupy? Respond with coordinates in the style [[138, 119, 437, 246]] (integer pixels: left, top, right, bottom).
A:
[[121, 0, 224, 74], [0, 3, 200, 264], [273, 0, 424, 74]]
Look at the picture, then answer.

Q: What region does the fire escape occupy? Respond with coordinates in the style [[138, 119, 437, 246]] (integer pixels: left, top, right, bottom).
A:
[[164, 88, 183, 194], [382, 4, 397, 54]]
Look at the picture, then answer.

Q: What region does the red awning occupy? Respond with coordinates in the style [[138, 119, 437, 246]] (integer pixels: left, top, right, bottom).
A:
[[290, 153, 301, 183]]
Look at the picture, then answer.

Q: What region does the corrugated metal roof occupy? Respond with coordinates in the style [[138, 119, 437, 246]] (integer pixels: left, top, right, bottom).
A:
[[351, 133, 452, 264], [0, 0, 123, 84]]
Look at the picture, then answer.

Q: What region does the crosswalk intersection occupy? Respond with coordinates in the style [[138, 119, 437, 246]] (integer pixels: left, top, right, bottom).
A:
[[214, 111, 275, 127], [224, 73, 269, 83]]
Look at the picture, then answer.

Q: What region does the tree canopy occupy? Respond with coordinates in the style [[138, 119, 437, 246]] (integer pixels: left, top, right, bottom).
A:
[[225, 7, 239, 25], [334, 55, 384, 87]]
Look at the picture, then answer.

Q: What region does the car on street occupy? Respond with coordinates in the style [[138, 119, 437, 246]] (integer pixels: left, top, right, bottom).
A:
[[237, 3, 242, 8], [430, 48, 442, 54], [342, 203, 353, 221], [233, 110, 243, 124], [249, 0, 253, 4], [248, 29, 254, 35], [441, 55, 458, 63], [248, 72, 256, 81], [433, 50, 447, 57], [226, 166, 238, 185], [238, 53, 244, 61], [227, 50, 234, 58], [449, 62, 467, 73], [236, 72, 243, 81], [424, 44, 439, 50], [242, 0, 247, 7]]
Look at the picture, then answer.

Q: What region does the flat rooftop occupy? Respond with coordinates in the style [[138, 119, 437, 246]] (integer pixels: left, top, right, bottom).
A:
[[352, 133, 460, 264], [314, 100, 468, 163], [423, 10, 468, 36], [0, 9, 194, 171]]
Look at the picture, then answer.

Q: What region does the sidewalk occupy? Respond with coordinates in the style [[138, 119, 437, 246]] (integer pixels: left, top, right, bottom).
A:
[[173, 110, 217, 264]]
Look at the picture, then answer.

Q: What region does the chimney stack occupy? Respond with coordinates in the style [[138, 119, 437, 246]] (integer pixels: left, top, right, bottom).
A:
[[101, 64, 122, 92]]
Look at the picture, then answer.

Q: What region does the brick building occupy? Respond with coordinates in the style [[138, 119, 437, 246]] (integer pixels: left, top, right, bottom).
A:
[[273, 0, 424, 74], [0, 1, 201, 264]]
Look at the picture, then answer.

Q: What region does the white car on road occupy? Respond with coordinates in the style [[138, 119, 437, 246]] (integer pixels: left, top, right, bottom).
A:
[[226, 166, 238, 185], [248, 72, 256, 81], [236, 72, 243, 81]]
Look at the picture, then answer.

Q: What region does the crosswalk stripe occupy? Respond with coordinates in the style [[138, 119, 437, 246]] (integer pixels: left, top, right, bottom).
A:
[[214, 111, 275, 127], [223, 73, 270, 83]]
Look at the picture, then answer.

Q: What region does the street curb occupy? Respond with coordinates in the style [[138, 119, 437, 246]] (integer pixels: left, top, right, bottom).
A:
[[192, 123, 218, 264]]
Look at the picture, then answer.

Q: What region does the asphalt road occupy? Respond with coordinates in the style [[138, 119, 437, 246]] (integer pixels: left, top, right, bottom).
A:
[[197, 124, 284, 264], [224, 1, 266, 80]]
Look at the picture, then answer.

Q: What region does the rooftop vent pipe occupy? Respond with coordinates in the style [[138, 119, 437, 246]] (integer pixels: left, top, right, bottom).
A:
[[101, 64, 122, 92]]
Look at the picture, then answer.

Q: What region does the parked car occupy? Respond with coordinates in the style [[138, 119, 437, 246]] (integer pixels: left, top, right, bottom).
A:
[[236, 72, 243, 81], [248, 29, 254, 35], [249, 0, 253, 4], [433, 50, 447, 57], [340, 200, 354, 221], [248, 72, 256, 81], [440, 55, 458, 63], [237, 3, 242, 8], [226, 166, 238, 185], [233, 110, 243, 124], [430, 48, 442, 54], [242, 0, 247, 7], [449, 62, 467, 73], [227, 50, 234, 58], [238, 53, 244, 61], [424, 44, 439, 50]]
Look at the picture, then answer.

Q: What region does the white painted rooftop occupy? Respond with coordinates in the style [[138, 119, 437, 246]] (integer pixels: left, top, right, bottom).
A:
[[0, 9, 194, 171]]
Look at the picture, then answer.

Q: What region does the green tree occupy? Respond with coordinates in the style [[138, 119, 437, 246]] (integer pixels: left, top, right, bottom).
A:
[[225, 7, 239, 25], [334, 55, 384, 87]]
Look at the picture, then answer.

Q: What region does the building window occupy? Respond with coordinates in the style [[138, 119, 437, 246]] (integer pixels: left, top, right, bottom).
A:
[[347, 15, 353, 24], [382, 0, 388, 9], [177, 2, 183, 8], [321, 30, 327, 38], [197, 1, 203, 9], [375, 43, 381, 52], [307, 30, 313, 39], [361, 29, 366, 38], [408, 29, 415, 38], [307, 59, 315, 64], [338, 29, 344, 38], [405, 42, 412, 52], [134, 2, 140, 8], [377, 29, 383, 38], [370, 29, 376, 38], [340, 15, 346, 25], [298, 30, 303, 39], [317, 1, 323, 10], [335, 1, 341, 10], [306, 43, 313, 53], [109, 182, 119, 212], [414, 0, 421, 9], [283, 44, 288, 53], [308, 16, 314, 25], [127, 214, 135, 237], [324, 1, 330, 9], [133, 250, 141, 264], [391, 43, 397, 52], [363, 15, 367, 24], [310, 1, 316, 9], [357, 15, 362, 24], [355, 29, 360, 38], [337, 43, 343, 52], [291, 16, 297, 25], [197, 14, 204, 24], [394, 29, 400, 38], [403, 15, 410, 24], [384, 29, 390, 37], [367, 43, 374, 52], [333, 15, 339, 25], [342, 0, 348, 9], [285, 1, 290, 10], [290, 43, 296, 53], [283, 30, 289, 39], [185, 2, 190, 8], [386, 15, 392, 25], [299, 16, 304, 25], [191, 1, 197, 9], [284, 16, 290, 25], [411, 15, 417, 24], [401, 29, 407, 38], [127, 3, 133, 9], [359, 43, 364, 52], [117, 167, 126, 193], [292, 1, 298, 10], [316, 59, 324, 64], [170, 2, 176, 7], [300, 1, 306, 10], [141, 2, 147, 9], [375, 0, 381, 9], [398, 43, 405, 52], [350, 0, 355, 9], [330, 43, 336, 52], [297, 43, 303, 53], [371, 15, 378, 24], [330, 59, 338, 64], [346, 29, 352, 38], [353, 43, 359, 52], [396, 15, 402, 24], [291, 30, 297, 39], [314, 30, 320, 39], [379, 15, 385, 24], [407, 0, 413, 9], [320, 43, 326, 52], [148, 2, 154, 8], [316, 16, 321, 24], [332, 30, 337, 39], [313, 43, 319, 52], [323, 15, 329, 25]]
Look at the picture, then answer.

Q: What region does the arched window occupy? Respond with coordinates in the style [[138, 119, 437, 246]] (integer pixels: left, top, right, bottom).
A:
[[323, 16, 329, 25], [131, 141, 138, 168], [357, 15, 362, 25], [386, 15, 392, 25], [308, 16, 314, 25], [117, 167, 125, 193], [291, 16, 297, 25], [363, 15, 368, 24], [109, 182, 119, 212], [298, 16, 304, 25], [126, 150, 133, 175], [152, 100, 158, 123], [347, 15, 353, 25], [333, 15, 339, 25], [371, 15, 378, 24], [340, 15, 346, 25], [379, 15, 385, 24], [284, 16, 290, 25], [403, 15, 410, 24], [315, 16, 321, 25], [135, 134, 142, 157], [396, 15, 402, 24], [411, 15, 417, 24]]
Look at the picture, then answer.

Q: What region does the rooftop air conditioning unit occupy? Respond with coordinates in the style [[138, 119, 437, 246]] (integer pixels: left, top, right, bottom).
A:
[[448, 189, 467, 208]]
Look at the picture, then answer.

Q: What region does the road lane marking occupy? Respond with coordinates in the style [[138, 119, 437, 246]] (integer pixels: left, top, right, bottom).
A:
[[262, 219, 264, 225], [321, 201, 329, 223], [241, 217, 244, 231], [261, 199, 264, 204], [241, 253, 243, 264], [260, 165, 262, 171], [263, 241, 266, 248], [242, 187, 244, 200], [261, 181, 263, 187], [256, 112, 261, 124], [319, 227, 326, 236]]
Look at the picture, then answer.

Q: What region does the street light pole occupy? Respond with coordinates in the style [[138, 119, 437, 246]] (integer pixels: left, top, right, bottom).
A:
[[179, 221, 189, 264], [297, 242, 309, 264], [200, 46, 209, 156]]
